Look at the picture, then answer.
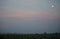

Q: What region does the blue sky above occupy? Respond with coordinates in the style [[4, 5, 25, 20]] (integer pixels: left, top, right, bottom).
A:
[[0, 0, 60, 33]]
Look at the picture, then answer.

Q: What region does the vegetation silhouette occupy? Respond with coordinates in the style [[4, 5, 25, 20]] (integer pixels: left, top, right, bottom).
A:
[[0, 32, 60, 39]]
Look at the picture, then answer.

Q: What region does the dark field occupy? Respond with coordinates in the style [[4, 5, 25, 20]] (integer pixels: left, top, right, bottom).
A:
[[0, 33, 60, 39]]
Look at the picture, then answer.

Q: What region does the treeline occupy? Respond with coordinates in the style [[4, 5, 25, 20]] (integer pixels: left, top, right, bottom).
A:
[[0, 33, 60, 39]]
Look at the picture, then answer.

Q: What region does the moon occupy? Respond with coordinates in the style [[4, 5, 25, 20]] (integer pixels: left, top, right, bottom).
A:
[[52, 5, 55, 8]]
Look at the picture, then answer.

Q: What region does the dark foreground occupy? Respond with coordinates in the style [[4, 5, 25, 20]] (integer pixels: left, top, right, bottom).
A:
[[0, 33, 60, 39]]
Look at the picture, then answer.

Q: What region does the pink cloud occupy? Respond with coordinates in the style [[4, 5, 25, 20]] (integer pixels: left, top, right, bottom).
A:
[[1, 9, 58, 20]]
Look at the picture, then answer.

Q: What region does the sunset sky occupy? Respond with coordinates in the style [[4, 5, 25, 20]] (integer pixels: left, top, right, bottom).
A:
[[0, 0, 60, 33]]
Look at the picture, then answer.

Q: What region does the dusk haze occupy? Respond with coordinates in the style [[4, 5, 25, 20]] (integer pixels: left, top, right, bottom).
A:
[[0, 0, 60, 34]]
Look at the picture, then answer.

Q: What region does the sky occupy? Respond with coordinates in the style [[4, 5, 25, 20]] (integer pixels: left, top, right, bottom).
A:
[[0, 0, 60, 33]]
